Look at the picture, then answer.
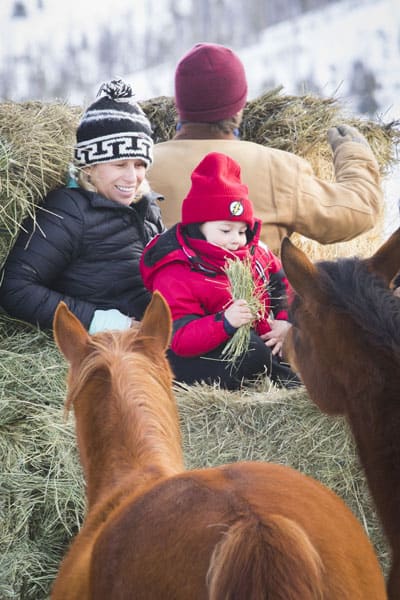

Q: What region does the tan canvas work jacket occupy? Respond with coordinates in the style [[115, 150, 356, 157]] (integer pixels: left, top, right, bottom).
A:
[[148, 138, 382, 254]]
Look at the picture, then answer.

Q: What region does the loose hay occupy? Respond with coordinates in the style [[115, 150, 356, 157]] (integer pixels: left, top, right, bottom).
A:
[[0, 101, 82, 264], [0, 315, 390, 599], [222, 257, 266, 363], [0, 318, 84, 600]]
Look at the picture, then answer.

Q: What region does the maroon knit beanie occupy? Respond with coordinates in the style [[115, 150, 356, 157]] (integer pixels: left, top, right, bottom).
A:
[[181, 152, 254, 228], [175, 43, 248, 122]]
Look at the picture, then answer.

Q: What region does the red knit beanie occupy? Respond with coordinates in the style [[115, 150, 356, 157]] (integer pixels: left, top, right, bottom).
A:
[[175, 43, 248, 122], [181, 153, 254, 228]]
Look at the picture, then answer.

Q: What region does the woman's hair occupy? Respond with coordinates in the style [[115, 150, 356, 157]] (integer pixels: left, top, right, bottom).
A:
[[78, 169, 96, 192]]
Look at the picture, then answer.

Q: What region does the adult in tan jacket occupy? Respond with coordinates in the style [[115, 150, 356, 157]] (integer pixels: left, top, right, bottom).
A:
[[147, 43, 383, 254]]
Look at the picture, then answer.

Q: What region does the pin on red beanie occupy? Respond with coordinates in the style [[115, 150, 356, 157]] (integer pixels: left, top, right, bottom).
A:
[[175, 43, 248, 122], [181, 152, 254, 228]]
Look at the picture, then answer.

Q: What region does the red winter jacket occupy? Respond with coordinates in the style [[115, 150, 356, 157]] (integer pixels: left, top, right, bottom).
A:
[[140, 221, 291, 357]]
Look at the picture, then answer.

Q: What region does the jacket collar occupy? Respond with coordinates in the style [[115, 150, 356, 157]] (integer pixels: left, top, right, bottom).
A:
[[142, 219, 262, 274], [173, 122, 238, 141], [78, 188, 158, 215], [176, 223, 263, 275]]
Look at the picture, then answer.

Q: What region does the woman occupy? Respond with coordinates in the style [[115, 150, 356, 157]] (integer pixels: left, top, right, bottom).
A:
[[0, 78, 164, 333]]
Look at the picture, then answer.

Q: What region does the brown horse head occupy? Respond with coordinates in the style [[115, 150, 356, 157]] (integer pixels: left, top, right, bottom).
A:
[[281, 227, 400, 599], [281, 228, 400, 415], [53, 292, 182, 508]]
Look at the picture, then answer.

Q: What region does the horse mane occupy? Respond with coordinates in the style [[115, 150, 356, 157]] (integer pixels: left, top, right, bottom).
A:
[[63, 327, 182, 477], [316, 256, 400, 355], [64, 329, 174, 415]]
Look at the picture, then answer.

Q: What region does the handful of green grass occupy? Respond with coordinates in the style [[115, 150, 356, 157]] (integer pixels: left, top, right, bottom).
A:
[[222, 257, 266, 364]]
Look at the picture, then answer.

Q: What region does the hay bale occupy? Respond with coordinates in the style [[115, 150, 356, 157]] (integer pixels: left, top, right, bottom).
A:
[[141, 88, 399, 175], [0, 101, 81, 264], [0, 315, 390, 599], [0, 317, 84, 600], [141, 95, 179, 144]]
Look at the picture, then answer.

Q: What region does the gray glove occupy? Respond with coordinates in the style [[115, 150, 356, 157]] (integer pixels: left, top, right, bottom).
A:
[[327, 124, 369, 153]]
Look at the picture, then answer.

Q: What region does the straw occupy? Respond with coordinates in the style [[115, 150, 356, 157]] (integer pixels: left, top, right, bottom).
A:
[[222, 257, 266, 364]]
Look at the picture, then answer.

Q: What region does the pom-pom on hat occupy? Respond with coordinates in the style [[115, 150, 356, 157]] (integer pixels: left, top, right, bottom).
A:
[[74, 78, 153, 168], [181, 152, 254, 228], [175, 43, 248, 122]]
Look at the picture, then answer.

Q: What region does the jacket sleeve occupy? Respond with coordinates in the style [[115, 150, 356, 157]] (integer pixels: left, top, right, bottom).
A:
[[151, 266, 230, 356], [292, 141, 383, 244], [0, 190, 96, 329]]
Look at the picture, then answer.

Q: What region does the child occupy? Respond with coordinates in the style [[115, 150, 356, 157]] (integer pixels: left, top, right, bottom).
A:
[[140, 152, 300, 389]]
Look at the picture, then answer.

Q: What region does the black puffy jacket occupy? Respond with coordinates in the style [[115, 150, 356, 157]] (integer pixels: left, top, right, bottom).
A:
[[0, 187, 164, 329]]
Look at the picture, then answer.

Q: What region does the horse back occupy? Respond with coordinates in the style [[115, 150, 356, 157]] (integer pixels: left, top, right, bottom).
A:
[[89, 461, 386, 599]]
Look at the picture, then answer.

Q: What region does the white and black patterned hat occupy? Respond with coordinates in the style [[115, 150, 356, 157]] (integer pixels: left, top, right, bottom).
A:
[[74, 78, 153, 168]]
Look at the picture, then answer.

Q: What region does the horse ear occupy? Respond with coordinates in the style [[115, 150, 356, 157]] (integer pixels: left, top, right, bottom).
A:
[[364, 226, 400, 284], [53, 301, 90, 365], [139, 291, 172, 352], [281, 237, 324, 300]]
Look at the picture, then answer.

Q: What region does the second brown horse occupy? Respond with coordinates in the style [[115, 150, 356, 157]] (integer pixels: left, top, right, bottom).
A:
[[281, 227, 400, 600]]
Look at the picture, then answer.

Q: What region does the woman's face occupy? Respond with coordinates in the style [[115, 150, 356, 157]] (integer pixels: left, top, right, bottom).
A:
[[86, 159, 147, 206]]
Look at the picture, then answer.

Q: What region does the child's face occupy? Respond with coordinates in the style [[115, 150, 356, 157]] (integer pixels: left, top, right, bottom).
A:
[[85, 159, 146, 206], [199, 220, 248, 251]]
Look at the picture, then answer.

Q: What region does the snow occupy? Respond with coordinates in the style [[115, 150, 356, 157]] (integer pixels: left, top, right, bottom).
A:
[[0, 0, 399, 233], [126, 0, 399, 122]]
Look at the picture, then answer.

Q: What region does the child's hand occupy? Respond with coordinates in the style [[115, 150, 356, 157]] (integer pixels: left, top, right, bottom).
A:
[[224, 299, 253, 328], [394, 287, 400, 298], [261, 319, 292, 356]]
